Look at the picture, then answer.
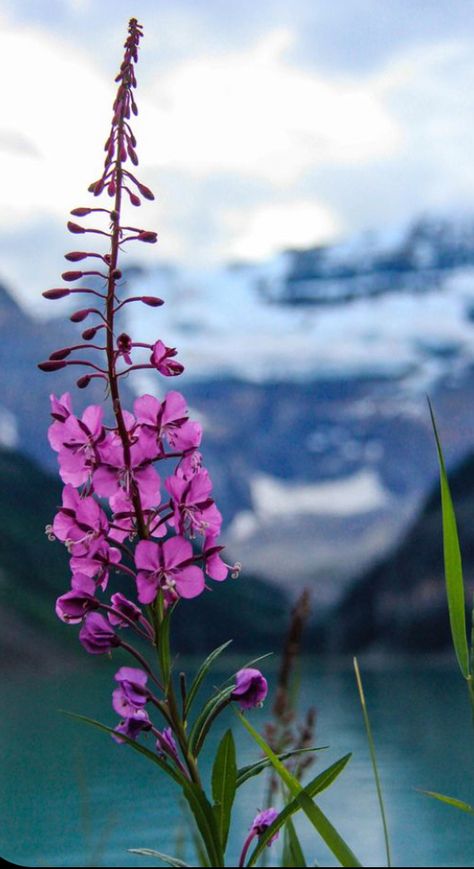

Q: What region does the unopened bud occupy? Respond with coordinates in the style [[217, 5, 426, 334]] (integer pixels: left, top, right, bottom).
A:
[[38, 360, 67, 372], [93, 179, 105, 197], [70, 308, 92, 323], [128, 146, 139, 166], [82, 327, 99, 340], [65, 251, 89, 262], [62, 271, 83, 281], [129, 192, 141, 207], [137, 231, 158, 243], [77, 375, 92, 389], [112, 269, 122, 280], [108, 180, 116, 197], [67, 221, 85, 234], [42, 288, 71, 300], [142, 296, 164, 307], [49, 347, 72, 361], [137, 182, 155, 201], [71, 207, 92, 217]]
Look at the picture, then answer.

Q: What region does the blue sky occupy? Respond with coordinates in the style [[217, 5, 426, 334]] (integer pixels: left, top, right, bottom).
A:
[[1, 0, 473, 303]]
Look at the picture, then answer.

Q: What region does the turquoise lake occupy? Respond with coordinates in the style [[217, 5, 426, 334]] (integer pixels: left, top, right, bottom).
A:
[[2, 656, 474, 867]]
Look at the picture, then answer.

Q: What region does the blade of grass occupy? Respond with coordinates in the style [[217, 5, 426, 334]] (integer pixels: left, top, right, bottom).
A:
[[353, 658, 392, 868], [428, 398, 470, 679], [419, 790, 474, 815]]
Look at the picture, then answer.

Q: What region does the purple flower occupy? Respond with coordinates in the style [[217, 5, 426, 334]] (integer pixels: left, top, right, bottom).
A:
[[231, 668, 268, 710], [108, 592, 142, 627], [56, 573, 99, 623], [113, 709, 151, 743], [93, 428, 160, 504], [79, 612, 120, 654], [251, 808, 279, 844], [150, 340, 184, 376], [52, 484, 109, 555], [112, 666, 149, 716], [166, 469, 222, 537], [155, 726, 179, 761], [69, 537, 121, 587], [135, 537, 205, 604], [49, 400, 105, 487], [134, 391, 202, 453]]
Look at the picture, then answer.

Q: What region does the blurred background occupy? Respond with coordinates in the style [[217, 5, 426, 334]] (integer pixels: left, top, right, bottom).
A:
[[3, 2, 474, 864]]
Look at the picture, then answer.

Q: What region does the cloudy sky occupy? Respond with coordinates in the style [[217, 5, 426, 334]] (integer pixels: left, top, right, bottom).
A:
[[1, 0, 474, 304]]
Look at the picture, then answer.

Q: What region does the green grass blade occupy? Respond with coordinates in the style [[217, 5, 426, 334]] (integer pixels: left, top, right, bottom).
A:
[[419, 790, 474, 815], [128, 849, 190, 866], [238, 713, 361, 867], [236, 746, 327, 788], [429, 399, 470, 677], [353, 658, 392, 868]]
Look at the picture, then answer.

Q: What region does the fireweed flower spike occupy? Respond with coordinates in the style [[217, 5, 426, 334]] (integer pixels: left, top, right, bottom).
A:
[[39, 20, 283, 866], [239, 809, 280, 867]]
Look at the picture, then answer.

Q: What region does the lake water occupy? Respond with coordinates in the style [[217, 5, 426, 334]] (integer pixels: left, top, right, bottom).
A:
[[2, 655, 474, 867]]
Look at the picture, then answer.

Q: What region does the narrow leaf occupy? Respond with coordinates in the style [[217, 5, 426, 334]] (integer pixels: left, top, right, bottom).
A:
[[189, 686, 234, 755], [429, 399, 470, 677], [181, 782, 224, 868], [283, 818, 307, 867], [419, 789, 474, 815], [186, 640, 233, 717], [211, 729, 237, 850], [62, 711, 184, 786], [128, 849, 190, 867], [237, 746, 326, 788], [248, 754, 352, 866]]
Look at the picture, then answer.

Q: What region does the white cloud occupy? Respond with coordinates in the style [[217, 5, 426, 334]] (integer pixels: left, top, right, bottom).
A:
[[140, 28, 401, 184], [223, 199, 341, 260]]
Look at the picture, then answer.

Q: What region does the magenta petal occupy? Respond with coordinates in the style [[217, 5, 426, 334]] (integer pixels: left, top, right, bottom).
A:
[[175, 565, 205, 599], [136, 571, 159, 604], [206, 553, 228, 581], [93, 466, 119, 497], [134, 393, 160, 426], [134, 540, 160, 571], [162, 535, 192, 569], [82, 404, 104, 436]]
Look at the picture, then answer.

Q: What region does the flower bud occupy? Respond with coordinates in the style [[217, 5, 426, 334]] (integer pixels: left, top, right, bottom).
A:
[[231, 668, 268, 710], [65, 251, 89, 262], [82, 327, 99, 340], [49, 347, 72, 361], [142, 296, 164, 307], [137, 182, 155, 201], [129, 192, 141, 207], [71, 207, 93, 217], [108, 180, 116, 197], [77, 375, 92, 389], [70, 308, 92, 322], [67, 221, 86, 234], [42, 288, 71, 300], [62, 271, 84, 282], [38, 360, 67, 372], [137, 231, 157, 243]]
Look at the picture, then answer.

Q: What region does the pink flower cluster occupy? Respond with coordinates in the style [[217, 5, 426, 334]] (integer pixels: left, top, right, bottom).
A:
[[51, 387, 237, 642]]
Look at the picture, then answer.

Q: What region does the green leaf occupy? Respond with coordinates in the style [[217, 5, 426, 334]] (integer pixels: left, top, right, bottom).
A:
[[236, 747, 327, 788], [128, 849, 190, 867], [185, 640, 233, 718], [238, 713, 361, 868], [283, 818, 307, 867], [419, 789, 474, 815], [62, 711, 185, 786], [181, 782, 224, 868], [353, 658, 392, 868], [211, 729, 237, 850], [248, 754, 352, 867], [189, 686, 234, 755], [429, 399, 470, 678]]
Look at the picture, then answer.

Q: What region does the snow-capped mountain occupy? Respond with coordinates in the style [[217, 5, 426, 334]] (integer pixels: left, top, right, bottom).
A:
[[5, 211, 474, 603]]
